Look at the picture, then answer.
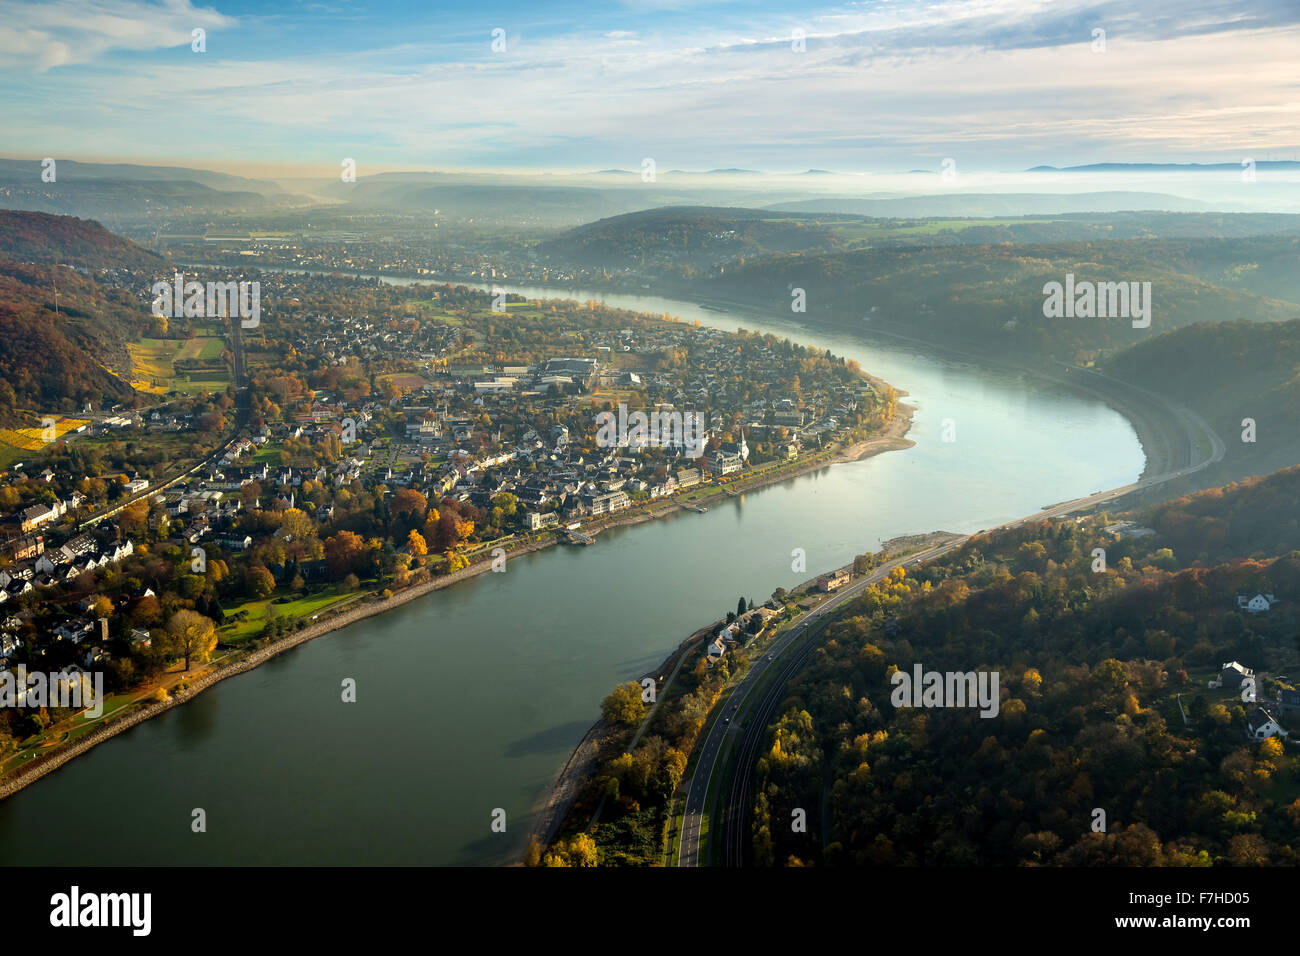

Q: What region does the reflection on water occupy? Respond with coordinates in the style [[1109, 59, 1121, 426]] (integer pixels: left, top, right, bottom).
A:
[[0, 282, 1142, 866]]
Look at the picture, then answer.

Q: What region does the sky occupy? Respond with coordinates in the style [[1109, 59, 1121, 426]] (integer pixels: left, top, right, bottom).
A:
[[1, 0, 1298, 176]]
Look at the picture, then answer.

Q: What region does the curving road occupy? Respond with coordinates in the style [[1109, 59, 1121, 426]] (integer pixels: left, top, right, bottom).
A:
[[678, 372, 1225, 867]]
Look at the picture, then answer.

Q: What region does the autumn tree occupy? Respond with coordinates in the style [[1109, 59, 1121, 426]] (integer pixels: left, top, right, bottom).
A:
[[391, 488, 428, 522], [601, 681, 647, 728], [166, 609, 217, 671], [119, 500, 150, 537], [325, 530, 365, 578], [246, 565, 276, 599]]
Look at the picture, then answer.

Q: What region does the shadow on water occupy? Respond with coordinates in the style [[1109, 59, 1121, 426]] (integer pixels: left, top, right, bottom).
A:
[[452, 812, 540, 866], [172, 689, 220, 749], [504, 720, 594, 758], [614, 647, 675, 672]]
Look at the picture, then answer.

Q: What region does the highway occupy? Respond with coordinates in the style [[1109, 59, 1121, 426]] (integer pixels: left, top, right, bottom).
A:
[[675, 540, 960, 868], [678, 381, 1225, 867]]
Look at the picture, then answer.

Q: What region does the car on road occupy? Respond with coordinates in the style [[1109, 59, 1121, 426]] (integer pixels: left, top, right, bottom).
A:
[[767, 655, 774, 660]]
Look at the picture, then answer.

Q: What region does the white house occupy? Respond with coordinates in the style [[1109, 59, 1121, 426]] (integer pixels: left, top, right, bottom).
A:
[[1210, 661, 1255, 690], [1237, 593, 1279, 614], [53, 619, 95, 644], [1246, 708, 1288, 741]]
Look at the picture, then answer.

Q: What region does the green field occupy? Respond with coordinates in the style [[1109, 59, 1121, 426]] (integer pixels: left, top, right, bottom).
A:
[[218, 587, 361, 643], [819, 217, 1056, 243], [410, 301, 465, 324], [128, 336, 230, 395]]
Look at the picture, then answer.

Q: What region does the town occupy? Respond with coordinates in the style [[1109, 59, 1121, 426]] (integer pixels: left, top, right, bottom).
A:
[[0, 267, 897, 763]]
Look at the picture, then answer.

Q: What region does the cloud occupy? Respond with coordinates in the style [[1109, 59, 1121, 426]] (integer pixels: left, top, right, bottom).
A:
[[0, 0, 233, 69], [1, 0, 1297, 169]]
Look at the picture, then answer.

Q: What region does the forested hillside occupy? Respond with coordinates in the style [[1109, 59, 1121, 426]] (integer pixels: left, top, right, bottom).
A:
[[752, 478, 1300, 867], [0, 211, 176, 422], [541, 206, 841, 270], [0, 210, 166, 269], [1107, 318, 1300, 480], [1145, 464, 1300, 564], [0, 259, 146, 420], [700, 241, 1296, 364]]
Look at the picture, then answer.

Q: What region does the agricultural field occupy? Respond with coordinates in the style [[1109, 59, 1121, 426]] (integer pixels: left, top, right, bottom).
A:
[[408, 300, 464, 324], [381, 372, 430, 391], [127, 336, 229, 395], [821, 217, 1055, 243], [0, 416, 90, 452]]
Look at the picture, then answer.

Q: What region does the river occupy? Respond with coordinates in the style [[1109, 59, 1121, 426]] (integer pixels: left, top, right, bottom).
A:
[[0, 279, 1143, 865]]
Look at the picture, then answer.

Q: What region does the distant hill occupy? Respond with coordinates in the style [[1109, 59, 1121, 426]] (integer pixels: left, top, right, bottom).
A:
[[0, 158, 307, 221], [0, 211, 172, 422], [0, 210, 166, 270], [766, 192, 1212, 217], [1107, 318, 1300, 483], [1029, 161, 1300, 173], [545, 206, 1300, 263], [0, 178, 280, 221], [0, 158, 286, 195], [333, 181, 697, 227], [699, 240, 1297, 364], [540, 206, 841, 269], [1124, 236, 1300, 305]]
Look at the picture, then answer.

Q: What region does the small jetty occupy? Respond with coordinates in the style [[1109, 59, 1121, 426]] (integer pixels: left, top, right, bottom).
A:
[[689, 505, 708, 514], [561, 529, 595, 546]]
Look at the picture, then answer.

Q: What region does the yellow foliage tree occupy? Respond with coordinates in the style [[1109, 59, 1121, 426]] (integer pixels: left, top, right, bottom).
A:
[[166, 609, 217, 671]]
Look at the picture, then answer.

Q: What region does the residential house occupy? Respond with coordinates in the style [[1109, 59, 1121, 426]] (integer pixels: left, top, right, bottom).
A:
[[1211, 661, 1255, 690], [526, 511, 559, 531], [19, 501, 65, 533], [586, 490, 630, 516], [818, 569, 851, 592], [1246, 707, 1288, 741], [1237, 593, 1279, 614]]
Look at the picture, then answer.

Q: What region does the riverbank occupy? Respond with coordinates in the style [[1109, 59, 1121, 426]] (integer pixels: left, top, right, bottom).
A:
[[527, 526, 967, 863], [0, 398, 915, 802], [526, 617, 720, 860], [0, 527, 561, 800]]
